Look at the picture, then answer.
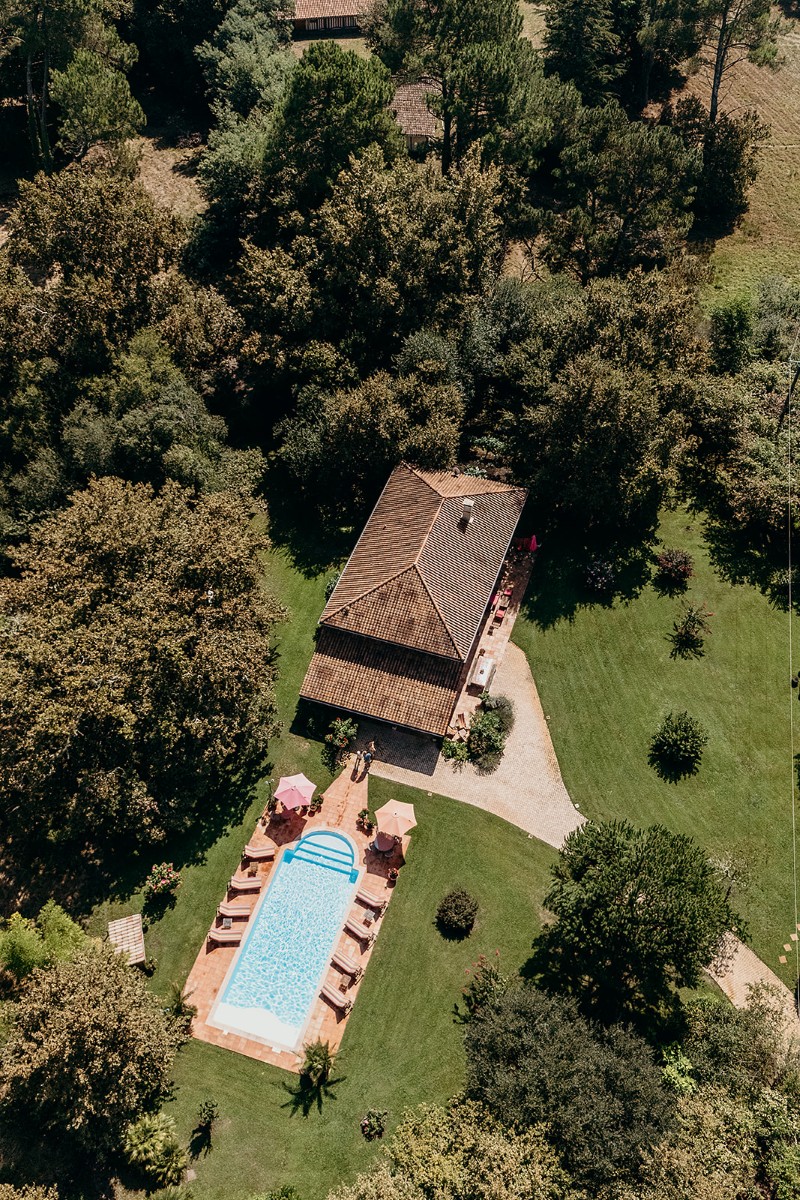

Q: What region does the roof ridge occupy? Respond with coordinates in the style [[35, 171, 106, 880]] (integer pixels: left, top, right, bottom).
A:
[[410, 562, 462, 659], [322, 565, 412, 623], [404, 462, 444, 496]]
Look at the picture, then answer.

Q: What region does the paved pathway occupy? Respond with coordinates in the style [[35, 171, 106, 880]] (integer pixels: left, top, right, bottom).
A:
[[369, 643, 585, 849], [369, 644, 800, 1026]]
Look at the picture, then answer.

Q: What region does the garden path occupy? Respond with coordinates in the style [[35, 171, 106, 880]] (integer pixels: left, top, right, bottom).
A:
[[365, 643, 585, 848], [367, 645, 800, 1028]]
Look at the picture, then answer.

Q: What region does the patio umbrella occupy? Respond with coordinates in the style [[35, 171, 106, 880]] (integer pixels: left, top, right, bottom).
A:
[[374, 799, 417, 839], [274, 772, 316, 810]]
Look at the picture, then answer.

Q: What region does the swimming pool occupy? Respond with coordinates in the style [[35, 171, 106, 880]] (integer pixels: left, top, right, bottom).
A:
[[209, 829, 360, 1051]]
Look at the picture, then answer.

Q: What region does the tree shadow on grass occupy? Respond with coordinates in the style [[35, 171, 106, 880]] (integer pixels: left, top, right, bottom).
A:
[[0, 754, 272, 919], [520, 541, 653, 631], [281, 1073, 346, 1117], [261, 467, 356, 579]]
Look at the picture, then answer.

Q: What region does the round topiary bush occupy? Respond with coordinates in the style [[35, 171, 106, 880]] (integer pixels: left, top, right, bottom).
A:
[[436, 889, 479, 940], [648, 710, 708, 781]]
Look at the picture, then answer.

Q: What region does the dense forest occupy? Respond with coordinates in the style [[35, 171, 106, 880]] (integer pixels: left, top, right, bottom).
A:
[[1, 0, 799, 1192]]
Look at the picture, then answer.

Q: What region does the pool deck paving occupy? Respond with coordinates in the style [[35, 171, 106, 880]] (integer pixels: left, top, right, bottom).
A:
[[184, 764, 404, 1072]]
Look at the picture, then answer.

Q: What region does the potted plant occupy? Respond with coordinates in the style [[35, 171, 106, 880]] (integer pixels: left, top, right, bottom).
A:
[[387, 867, 399, 886], [357, 808, 369, 830]]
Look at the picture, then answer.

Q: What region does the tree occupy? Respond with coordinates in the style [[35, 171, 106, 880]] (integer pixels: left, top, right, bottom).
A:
[[531, 820, 744, 1025], [301, 1040, 336, 1086], [508, 350, 688, 550], [255, 41, 403, 227], [61, 330, 264, 496], [330, 1100, 567, 1200], [543, 0, 622, 104], [705, 0, 779, 125], [124, 1112, 187, 1187], [0, 478, 283, 865], [672, 96, 768, 230], [0, 0, 139, 168], [667, 604, 713, 659], [0, 901, 88, 986], [536, 101, 699, 280], [196, 0, 292, 120], [464, 986, 675, 1194], [6, 167, 181, 369], [369, 0, 526, 172], [50, 47, 144, 160], [0, 946, 182, 1164], [239, 147, 503, 383], [276, 370, 463, 522]]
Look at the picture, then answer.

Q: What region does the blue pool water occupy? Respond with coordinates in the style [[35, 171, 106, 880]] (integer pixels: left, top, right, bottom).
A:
[[209, 830, 359, 1049]]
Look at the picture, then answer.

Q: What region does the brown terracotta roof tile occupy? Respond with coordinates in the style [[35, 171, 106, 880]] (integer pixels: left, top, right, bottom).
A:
[[391, 81, 441, 140], [321, 464, 526, 661], [294, 0, 361, 17], [300, 628, 465, 736]]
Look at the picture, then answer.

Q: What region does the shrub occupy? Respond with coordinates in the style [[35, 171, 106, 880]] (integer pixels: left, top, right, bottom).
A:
[[479, 692, 515, 734], [124, 1113, 187, 1187], [324, 716, 358, 767], [459, 952, 509, 1022], [324, 571, 342, 601], [668, 603, 712, 660], [649, 711, 709, 781], [654, 547, 694, 594], [360, 1108, 388, 1140], [144, 863, 181, 903], [442, 738, 470, 763], [467, 709, 507, 771], [197, 1099, 219, 1131], [436, 889, 479, 939]]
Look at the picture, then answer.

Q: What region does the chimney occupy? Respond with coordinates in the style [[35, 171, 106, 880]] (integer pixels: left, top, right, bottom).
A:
[[461, 497, 475, 525]]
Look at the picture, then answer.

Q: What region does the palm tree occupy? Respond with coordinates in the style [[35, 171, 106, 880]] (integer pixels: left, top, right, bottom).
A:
[[167, 981, 197, 1029], [301, 1039, 335, 1086]]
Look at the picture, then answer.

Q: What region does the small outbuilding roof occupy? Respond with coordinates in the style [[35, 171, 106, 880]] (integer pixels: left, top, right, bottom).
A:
[[391, 81, 441, 140], [107, 913, 145, 965]]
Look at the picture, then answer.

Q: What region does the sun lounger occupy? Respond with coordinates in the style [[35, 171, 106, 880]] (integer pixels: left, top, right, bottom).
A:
[[218, 901, 251, 919], [332, 948, 364, 979], [320, 983, 353, 1014], [243, 842, 276, 862], [356, 886, 388, 915], [345, 915, 376, 945], [207, 926, 243, 947], [229, 874, 262, 892]]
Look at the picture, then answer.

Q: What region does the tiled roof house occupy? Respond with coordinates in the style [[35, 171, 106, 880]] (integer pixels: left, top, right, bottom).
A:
[[292, 0, 362, 33], [300, 464, 527, 736]]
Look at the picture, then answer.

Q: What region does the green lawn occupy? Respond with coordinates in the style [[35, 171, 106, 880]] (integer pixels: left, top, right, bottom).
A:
[[97, 541, 555, 1200], [513, 507, 798, 985], [164, 784, 555, 1200]]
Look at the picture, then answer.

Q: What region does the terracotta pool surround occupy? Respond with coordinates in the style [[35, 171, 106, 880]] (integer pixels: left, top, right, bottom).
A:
[[184, 766, 401, 1072]]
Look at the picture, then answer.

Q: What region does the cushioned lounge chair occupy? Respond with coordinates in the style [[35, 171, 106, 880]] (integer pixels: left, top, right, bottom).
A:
[[332, 948, 363, 979], [243, 842, 276, 862], [345, 915, 375, 945], [320, 983, 353, 1014], [356, 886, 388, 915], [218, 900, 251, 919], [207, 926, 243, 947], [228, 874, 262, 892]]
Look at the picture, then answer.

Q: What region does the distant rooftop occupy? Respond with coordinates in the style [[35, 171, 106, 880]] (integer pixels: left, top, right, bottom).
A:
[[293, 0, 362, 17], [391, 80, 440, 140]]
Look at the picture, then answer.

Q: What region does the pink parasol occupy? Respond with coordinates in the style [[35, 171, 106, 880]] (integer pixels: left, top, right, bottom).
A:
[[274, 772, 316, 811], [374, 799, 417, 839]]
